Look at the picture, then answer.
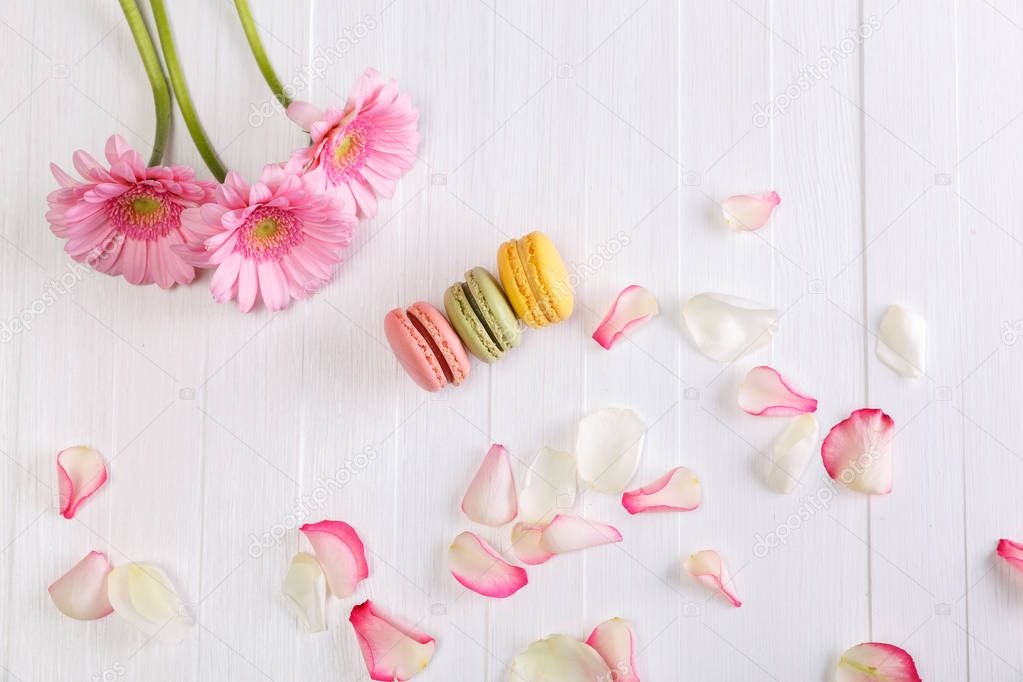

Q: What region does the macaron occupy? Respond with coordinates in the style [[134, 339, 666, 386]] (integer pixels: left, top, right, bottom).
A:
[[443, 267, 522, 363], [384, 302, 471, 392], [497, 231, 574, 328]]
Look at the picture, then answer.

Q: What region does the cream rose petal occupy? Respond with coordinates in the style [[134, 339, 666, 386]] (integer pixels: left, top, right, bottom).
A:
[[684, 550, 741, 607], [586, 617, 640, 682], [766, 414, 820, 494], [57, 446, 107, 519], [448, 531, 528, 598], [540, 514, 622, 554], [683, 293, 777, 362], [836, 642, 922, 682], [349, 600, 435, 681], [508, 634, 612, 682], [821, 408, 895, 495], [876, 304, 926, 378], [510, 522, 554, 566], [737, 366, 817, 416], [621, 467, 701, 514], [106, 563, 192, 644], [282, 552, 326, 633], [518, 447, 577, 524], [576, 407, 646, 493], [299, 520, 369, 598], [461, 444, 518, 527], [997, 538, 1023, 573], [48, 550, 114, 621], [722, 191, 780, 231], [592, 285, 659, 350]]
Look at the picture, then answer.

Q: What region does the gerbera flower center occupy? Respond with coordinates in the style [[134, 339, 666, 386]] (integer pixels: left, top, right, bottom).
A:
[[109, 184, 183, 241], [236, 206, 303, 262], [324, 119, 372, 184]]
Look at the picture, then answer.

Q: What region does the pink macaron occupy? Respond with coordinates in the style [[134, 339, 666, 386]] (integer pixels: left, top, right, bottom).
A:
[[384, 302, 471, 392]]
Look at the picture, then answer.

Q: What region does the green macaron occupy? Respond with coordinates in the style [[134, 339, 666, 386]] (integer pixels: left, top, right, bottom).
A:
[[443, 267, 522, 363]]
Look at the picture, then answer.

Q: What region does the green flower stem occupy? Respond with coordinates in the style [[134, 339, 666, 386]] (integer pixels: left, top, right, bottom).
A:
[[149, 0, 229, 182], [118, 0, 170, 166], [233, 0, 292, 109]]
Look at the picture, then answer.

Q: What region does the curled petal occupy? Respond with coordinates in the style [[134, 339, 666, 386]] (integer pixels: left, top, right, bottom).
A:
[[349, 600, 435, 681], [586, 617, 640, 682], [836, 642, 922, 682], [448, 531, 528, 598], [592, 285, 659, 350], [821, 408, 895, 495], [510, 522, 554, 565], [519, 447, 577, 524], [107, 563, 192, 644], [48, 551, 113, 621], [738, 366, 817, 416], [460, 444, 517, 527], [766, 414, 819, 494], [622, 467, 701, 514], [299, 520, 369, 598], [576, 407, 646, 493], [57, 446, 107, 519], [997, 538, 1023, 573], [509, 634, 612, 682], [876, 304, 926, 378], [722, 191, 780, 231], [282, 553, 326, 633], [684, 550, 741, 607], [540, 514, 622, 555], [683, 293, 777, 362]]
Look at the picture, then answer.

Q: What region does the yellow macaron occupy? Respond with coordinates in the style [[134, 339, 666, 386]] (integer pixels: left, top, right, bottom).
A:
[[496, 231, 573, 328]]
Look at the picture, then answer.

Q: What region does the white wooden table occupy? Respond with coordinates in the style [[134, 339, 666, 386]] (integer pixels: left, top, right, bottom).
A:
[[3, 1, 1023, 680]]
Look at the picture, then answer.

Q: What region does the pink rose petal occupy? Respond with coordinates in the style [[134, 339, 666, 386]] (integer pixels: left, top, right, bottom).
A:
[[299, 520, 369, 598], [621, 467, 701, 514], [586, 617, 640, 682], [722, 191, 780, 231], [592, 285, 659, 350], [460, 444, 518, 527], [509, 634, 613, 681], [684, 549, 741, 607], [540, 514, 622, 555], [997, 538, 1023, 573], [511, 522, 554, 566], [836, 642, 922, 682], [57, 446, 107, 519], [821, 408, 895, 495], [448, 531, 528, 598], [737, 366, 818, 416], [349, 600, 435, 681], [48, 550, 114, 621]]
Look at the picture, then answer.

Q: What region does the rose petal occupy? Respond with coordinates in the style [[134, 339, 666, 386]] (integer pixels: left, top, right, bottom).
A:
[[460, 444, 518, 527], [683, 293, 777, 362], [586, 617, 640, 682], [836, 642, 922, 682], [766, 414, 819, 494], [576, 407, 646, 493], [106, 563, 193, 644], [621, 467, 701, 514], [997, 538, 1023, 573], [540, 514, 622, 554], [299, 520, 369, 598], [48, 551, 114, 621], [738, 366, 818, 416], [448, 531, 528, 598], [519, 447, 577, 524], [282, 552, 326, 633], [592, 285, 659, 350], [509, 634, 612, 682], [722, 191, 780, 231], [57, 446, 107, 519], [821, 408, 895, 495], [349, 600, 435, 681], [510, 522, 554, 565], [876, 304, 926, 378], [684, 549, 741, 607]]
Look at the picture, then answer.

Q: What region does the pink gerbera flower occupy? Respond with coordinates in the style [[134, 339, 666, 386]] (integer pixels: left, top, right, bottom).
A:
[[46, 135, 214, 288], [175, 165, 356, 312], [285, 68, 419, 218]]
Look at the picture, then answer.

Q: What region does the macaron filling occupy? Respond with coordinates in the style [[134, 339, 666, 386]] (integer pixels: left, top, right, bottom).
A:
[[445, 285, 503, 362], [408, 304, 468, 385], [461, 283, 506, 350], [503, 240, 545, 327], [516, 238, 559, 324]]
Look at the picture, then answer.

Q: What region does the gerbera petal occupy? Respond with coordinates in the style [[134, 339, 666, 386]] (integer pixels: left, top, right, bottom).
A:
[[540, 514, 622, 554], [621, 467, 701, 514], [576, 407, 646, 493], [586, 618, 640, 682], [106, 563, 193, 643], [509, 635, 612, 682], [722, 191, 780, 231], [282, 552, 326, 633], [50, 162, 79, 188], [460, 444, 517, 527], [299, 520, 369, 598], [56, 446, 107, 519], [510, 522, 554, 566], [237, 260, 259, 313], [876, 304, 926, 378], [683, 293, 778, 362], [349, 600, 435, 681], [821, 408, 895, 494], [997, 538, 1023, 573], [766, 414, 819, 494], [737, 366, 818, 416], [518, 447, 577, 524], [210, 253, 244, 303], [448, 531, 528, 598], [286, 100, 325, 130], [684, 549, 741, 607], [257, 261, 290, 312], [835, 642, 922, 682], [48, 551, 114, 621], [592, 285, 659, 350]]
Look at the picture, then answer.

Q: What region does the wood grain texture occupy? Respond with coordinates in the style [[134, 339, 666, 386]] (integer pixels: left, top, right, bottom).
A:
[[2, 0, 1022, 680]]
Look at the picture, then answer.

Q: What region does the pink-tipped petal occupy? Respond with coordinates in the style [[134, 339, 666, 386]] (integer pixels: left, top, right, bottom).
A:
[[48, 551, 114, 621], [460, 444, 518, 527], [737, 366, 818, 416], [299, 520, 369, 598], [592, 285, 659, 350], [997, 538, 1023, 573], [106, 563, 193, 644], [540, 514, 622, 555], [684, 550, 741, 607], [722, 191, 780, 231], [349, 600, 435, 681], [282, 553, 326, 633], [621, 467, 701, 514], [57, 446, 107, 519], [448, 531, 528, 598], [510, 522, 554, 565], [836, 642, 922, 682], [821, 408, 895, 495], [587, 617, 640, 682], [509, 635, 613, 682]]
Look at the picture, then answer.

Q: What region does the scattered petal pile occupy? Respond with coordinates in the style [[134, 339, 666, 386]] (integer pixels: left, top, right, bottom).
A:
[[766, 414, 819, 494], [299, 520, 369, 598], [821, 408, 895, 495], [722, 191, 780, 231], [592, 285, 659, 350], [509, 634, 613, 682], [997, 538, 1023, 573], [587, 617, 641, 682], [835, 642, 922, 682], [737, 366, 817, 416], [106, 563, 193, 644], [683, 292, 778, 362], [349, 600, 435, 681], [684, 549, 741, 607], [576, 407, 647, 493], [621, 467, 701, 514], [282, 552, 327, 633], [57, 446, 108, 519], [540, 514, 622, 555], [48, 551, 114, 621], [876, 304, 926, 378], [461, 444, 517, 526], [448, 531, 528, 598]]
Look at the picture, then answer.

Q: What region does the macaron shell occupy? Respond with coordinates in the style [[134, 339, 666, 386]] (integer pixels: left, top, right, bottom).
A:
[[444, 284, 503, 363], [384, 308, 447, 392], [521, 231, 574, 323], [407, 302, 471, 386], [464, 267, 522, 350], [498, 239, 545, 328]]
